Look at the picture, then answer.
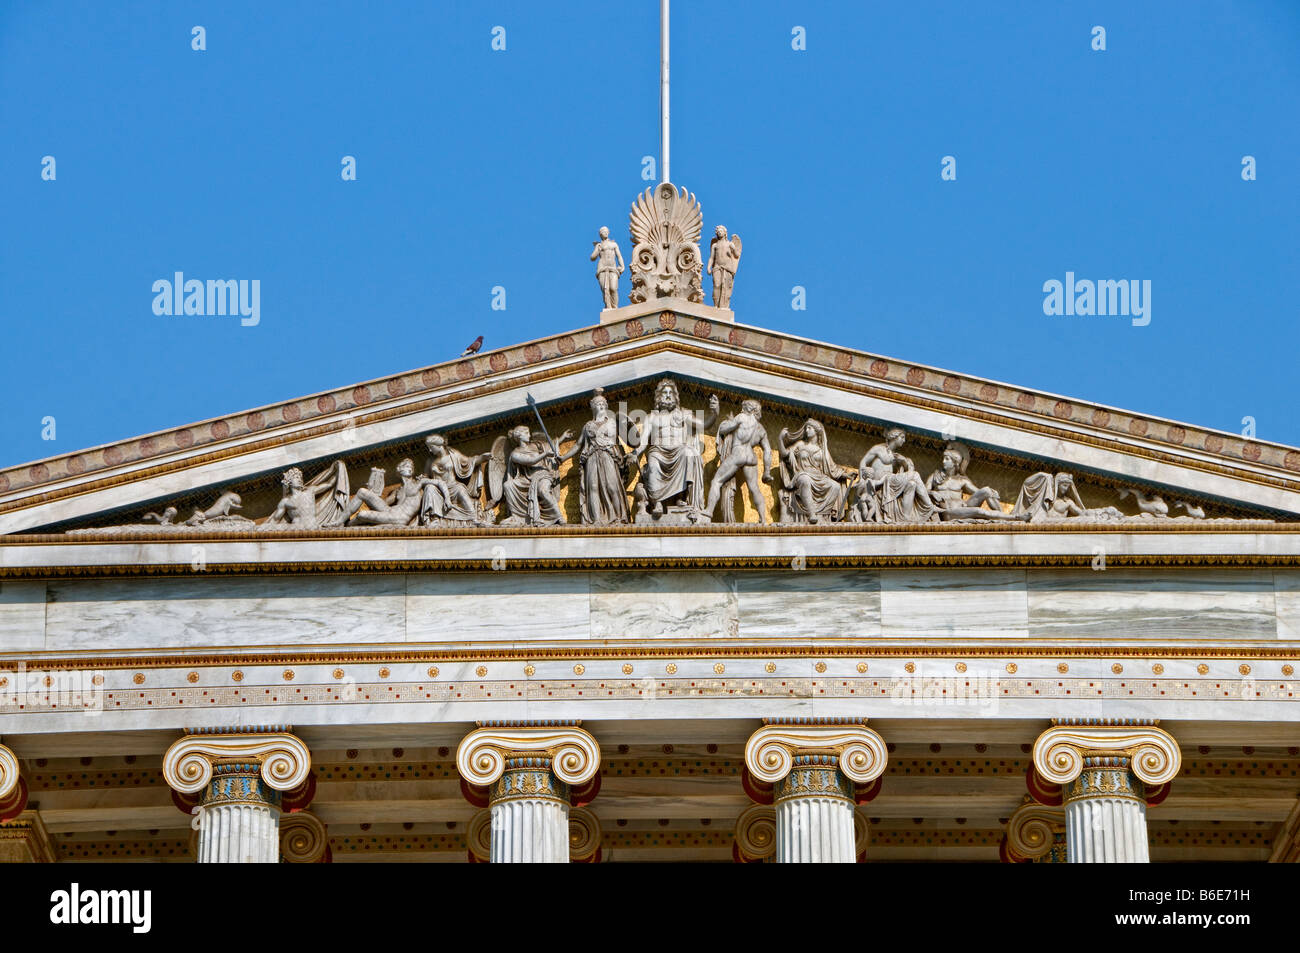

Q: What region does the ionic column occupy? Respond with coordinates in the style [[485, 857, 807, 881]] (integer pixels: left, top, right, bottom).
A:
[[1032, 719, 1180, 864], [162, 728, 311, 864], [456, 722, 600, 863], [744, 719, 887, 864]]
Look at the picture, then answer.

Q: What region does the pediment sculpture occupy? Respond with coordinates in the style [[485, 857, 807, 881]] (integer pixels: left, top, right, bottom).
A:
[[64, 384, 1267, 535]]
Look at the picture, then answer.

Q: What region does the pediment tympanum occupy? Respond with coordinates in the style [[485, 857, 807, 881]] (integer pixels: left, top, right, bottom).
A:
[[18, 364, 1288, 539]]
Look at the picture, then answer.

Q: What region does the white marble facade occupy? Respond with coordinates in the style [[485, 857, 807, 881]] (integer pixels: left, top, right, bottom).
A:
[[6, 567, 1297, 654]]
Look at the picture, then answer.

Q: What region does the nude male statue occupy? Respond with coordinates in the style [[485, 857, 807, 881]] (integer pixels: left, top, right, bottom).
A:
[[704, 399, 773, 524], [591, 226, 625, 309]]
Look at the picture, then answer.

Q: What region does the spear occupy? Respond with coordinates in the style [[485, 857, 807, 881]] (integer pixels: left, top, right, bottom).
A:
[[525, 393, 560, 458]]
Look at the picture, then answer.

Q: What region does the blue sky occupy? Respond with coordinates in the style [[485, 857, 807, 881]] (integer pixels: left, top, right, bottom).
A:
[[2, 0, 1298, 467]]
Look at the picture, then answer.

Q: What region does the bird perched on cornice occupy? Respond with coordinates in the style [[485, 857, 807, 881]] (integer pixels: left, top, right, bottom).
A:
[[461, 336, 484, 356]]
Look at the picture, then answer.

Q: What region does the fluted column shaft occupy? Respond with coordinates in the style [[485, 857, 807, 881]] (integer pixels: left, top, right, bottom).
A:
[[489, 756, 570, 863], [1063, 758, 1149, 863], [774, 756, 856, 863], [195, 762, 281, 864]]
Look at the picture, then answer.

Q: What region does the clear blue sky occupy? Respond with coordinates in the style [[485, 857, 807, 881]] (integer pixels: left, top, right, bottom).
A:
[[2, 0, 1298, 468]]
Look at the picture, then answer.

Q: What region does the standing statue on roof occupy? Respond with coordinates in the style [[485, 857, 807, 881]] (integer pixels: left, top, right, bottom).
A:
[[707, 225, 742, 309], [591, 227, 625, 310]]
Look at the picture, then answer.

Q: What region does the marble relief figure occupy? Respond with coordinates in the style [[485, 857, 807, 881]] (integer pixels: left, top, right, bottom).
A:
[[632, 379, 717, 521], [704, 399, 772, 525], [347, 459, 431, 526], [1012, 471, 1124, 523], [927, 442, 1028, 522], [490, 425, 569, 526], [558, 388, 630, 525], [775, 419, 856, 524], [850, 428, 938, 524], [263, 462, 351, 529], [421, 434, 491, 525]]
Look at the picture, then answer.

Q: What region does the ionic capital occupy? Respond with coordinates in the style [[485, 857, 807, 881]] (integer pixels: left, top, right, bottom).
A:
[[744, 720, 887, 785], [734, 804, 777, 862], [1032, 720, 1181, 786], [162, 727, 312, 795], [280, 812, 329, 863], [1006, 797, 1066, 862], [467, 809, 493, 862], [456, 722, 600, 786], [568, 806, 602, 862], [0, 744, 19, 801]]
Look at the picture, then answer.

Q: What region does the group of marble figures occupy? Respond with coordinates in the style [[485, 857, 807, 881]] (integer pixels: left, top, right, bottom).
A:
[[130, 380, 1218, 533]]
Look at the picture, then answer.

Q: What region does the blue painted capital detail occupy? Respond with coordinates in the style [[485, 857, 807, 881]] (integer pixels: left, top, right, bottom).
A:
[[202, 761, 282, 808], [1064, 760, 1142, 803], [774, 755, 853, 803], [491, 757, 570, 805]]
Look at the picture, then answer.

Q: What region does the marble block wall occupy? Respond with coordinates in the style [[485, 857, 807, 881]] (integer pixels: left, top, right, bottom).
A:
[[1, 568, 1296, 654]]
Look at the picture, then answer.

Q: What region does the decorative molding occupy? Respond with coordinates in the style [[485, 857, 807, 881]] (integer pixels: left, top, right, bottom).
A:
[[161, 731, 312, 795], [569, 806, 602, 861], [456, 724, 600, 787], [1032, 721, 1181, 786], [744, 721, 888, 785], [5, 547, 1299, 580], [4, 643, 1296, 674], [280, 811, 329, 863]]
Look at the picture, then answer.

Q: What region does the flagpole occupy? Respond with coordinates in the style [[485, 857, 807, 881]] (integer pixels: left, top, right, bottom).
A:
[[660, 0, 670, 183]]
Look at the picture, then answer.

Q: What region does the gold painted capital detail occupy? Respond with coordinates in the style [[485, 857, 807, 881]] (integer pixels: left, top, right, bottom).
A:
[[1032, 722, 1181, 786], [280, 812, 328, 863], [569, 806, 601, 861], [456, 725, 600, 786], [468, 809, 493, 861], [735, 804, 777, 861], [1007, 798, 1066, 861], [162, 731, 312, 795], [0, 744, 18, 801], [744, 723, 888, 784]]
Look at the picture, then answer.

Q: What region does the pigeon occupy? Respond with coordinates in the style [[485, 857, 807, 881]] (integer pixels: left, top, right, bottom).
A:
[[461, 336, 484, 356]]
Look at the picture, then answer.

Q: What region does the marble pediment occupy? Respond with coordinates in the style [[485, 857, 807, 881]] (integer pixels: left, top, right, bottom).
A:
[[2, 309, 1298, 539]]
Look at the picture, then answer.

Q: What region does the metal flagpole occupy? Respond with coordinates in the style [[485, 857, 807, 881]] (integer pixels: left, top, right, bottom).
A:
[[660, 0, 669, 183]]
